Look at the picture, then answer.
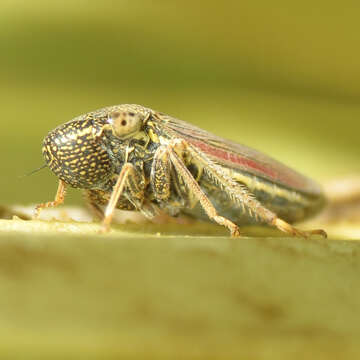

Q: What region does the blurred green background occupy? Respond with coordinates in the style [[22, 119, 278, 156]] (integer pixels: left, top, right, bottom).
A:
[[1, 3, 360, 358], [1, 0, 360, 205]]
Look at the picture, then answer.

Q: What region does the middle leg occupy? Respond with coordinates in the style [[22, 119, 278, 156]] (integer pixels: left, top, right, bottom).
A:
[[152, 142, 241, 236]]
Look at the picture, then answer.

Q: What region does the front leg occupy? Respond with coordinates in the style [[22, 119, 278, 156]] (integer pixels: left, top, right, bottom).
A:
[[84, 188, 137, 221], [102, 163, 145, 232], [34, 179, 67, 218]]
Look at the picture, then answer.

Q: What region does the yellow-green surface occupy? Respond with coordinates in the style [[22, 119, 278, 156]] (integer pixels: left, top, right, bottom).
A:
[[1, 1, 360, 359], [0, 217, 359, 360]]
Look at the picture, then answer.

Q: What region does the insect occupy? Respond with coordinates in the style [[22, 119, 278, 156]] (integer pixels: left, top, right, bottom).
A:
[[34, 104, 327, 237]]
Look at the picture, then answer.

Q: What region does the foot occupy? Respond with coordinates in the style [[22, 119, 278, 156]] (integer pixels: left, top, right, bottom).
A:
[[273, 218, 327, 238]]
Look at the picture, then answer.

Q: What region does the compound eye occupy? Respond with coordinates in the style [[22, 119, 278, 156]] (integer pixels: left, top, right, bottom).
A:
[[109, 111, 143, 138]]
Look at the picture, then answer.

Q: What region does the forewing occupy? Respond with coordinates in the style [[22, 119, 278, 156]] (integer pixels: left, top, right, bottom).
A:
[[155, 112, 322, 197]]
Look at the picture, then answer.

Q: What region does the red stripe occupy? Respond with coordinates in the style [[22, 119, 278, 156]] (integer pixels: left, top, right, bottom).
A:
[[190, 139, 277, 177], [188, 139, 317, 193]]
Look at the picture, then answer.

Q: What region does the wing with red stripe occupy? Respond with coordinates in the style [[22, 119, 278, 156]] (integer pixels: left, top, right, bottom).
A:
[[156, 113, 322, 197]]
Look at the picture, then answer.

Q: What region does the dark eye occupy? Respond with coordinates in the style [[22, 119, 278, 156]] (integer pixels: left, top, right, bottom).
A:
[[110, 111, 143, 138]]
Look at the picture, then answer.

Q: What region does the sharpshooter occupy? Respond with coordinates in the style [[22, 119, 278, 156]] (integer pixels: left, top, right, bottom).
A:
[[35, 104, 326, 237]]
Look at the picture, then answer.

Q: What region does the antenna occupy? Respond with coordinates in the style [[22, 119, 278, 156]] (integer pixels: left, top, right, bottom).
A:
[[20, 164, 47, 178]]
